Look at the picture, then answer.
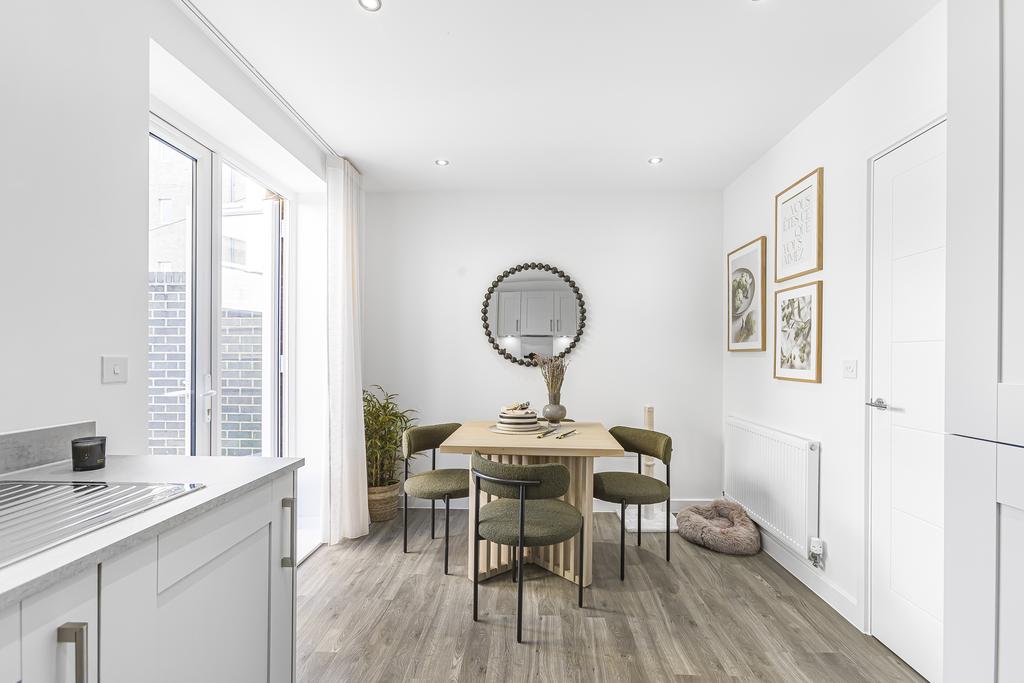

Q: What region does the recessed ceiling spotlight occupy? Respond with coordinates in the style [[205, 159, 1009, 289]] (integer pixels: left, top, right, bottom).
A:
[[648, 157, 664, 165], [434, 159, 450, 167], [358, 0, 382, 11]]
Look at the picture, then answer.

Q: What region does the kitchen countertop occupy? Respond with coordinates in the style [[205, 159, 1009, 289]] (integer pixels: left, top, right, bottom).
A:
[[0, 455, 303, 610]]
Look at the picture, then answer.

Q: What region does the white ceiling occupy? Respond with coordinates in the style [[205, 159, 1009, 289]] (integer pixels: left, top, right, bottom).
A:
[[187, 0, 940, 191]]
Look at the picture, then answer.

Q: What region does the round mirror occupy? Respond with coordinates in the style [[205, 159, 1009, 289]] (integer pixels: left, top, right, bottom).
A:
[[481, 263, 586, 366]]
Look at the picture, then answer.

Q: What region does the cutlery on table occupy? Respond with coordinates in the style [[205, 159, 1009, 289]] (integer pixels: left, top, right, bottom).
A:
[[555, 429, 577, 440], [536, 428, 558, 439]]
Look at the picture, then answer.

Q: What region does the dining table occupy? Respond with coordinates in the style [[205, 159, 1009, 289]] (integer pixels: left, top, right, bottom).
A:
[[439, 420, 624, 587]]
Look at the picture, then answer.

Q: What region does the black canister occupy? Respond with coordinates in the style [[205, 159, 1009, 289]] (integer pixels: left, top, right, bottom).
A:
[[71, 436, 106, 472]]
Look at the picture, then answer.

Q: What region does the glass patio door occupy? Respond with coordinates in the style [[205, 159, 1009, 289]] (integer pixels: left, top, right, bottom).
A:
[[216, 163, 284, 457], [147, 123, 213, 456], [147, 118, 284, 457]]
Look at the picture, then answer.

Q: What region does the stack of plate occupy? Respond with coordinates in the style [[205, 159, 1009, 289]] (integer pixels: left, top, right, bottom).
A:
[[492, 406, 543, 434]]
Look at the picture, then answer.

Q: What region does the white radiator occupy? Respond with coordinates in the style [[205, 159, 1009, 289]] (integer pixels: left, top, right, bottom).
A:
[[724, 416, 820, 558]]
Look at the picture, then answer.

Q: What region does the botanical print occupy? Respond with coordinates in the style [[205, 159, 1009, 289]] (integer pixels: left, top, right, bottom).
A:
[[774, 281, 822, 382], [727, 237, 766, 351], [775, 168, 823, 282], [778, 294, 813, 369]]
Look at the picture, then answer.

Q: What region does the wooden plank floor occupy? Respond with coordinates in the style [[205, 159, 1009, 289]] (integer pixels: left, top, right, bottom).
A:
[[297, 510, 924, 683]]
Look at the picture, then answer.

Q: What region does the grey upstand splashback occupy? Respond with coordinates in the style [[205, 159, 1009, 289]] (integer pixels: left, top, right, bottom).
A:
[[0, 421, 96, 474]]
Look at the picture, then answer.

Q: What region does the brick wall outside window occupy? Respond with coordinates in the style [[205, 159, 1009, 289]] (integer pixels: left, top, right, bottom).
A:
[[147, 272, 265, 456]]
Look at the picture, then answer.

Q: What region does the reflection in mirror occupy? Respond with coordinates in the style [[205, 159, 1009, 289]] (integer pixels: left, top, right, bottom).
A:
[[482, 263, 586, 366]]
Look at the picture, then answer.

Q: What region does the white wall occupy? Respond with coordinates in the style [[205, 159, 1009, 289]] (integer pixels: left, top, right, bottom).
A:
[[0, 0, 325, 455], [363, 190, 723, 507], [1, 0, 150, 453], [722, 4, 947, 629]]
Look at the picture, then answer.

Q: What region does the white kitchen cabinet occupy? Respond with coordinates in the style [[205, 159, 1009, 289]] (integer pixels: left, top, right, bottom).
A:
[[496, 291, 521, 337], [947, 0, 1024, 678], [0, 604, 18, 683], [999, 502, 1024, 681], [155, 475, 295, 683], [100, 540, 158, 682], [98, 469, 296, 683], [522, 291, 554, 335], [270, 473, 297, 683], [22, 567, 98, 683], [556, 292, 576, 336]]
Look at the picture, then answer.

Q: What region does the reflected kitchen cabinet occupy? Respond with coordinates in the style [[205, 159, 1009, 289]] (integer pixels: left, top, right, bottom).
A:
[[497, 291, 521, 337], [556, 291, 577, 336], [522, 290, 556, 335]]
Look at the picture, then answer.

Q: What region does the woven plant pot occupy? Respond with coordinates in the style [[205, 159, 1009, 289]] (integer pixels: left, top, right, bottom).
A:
[[367, 481, 401, 522]]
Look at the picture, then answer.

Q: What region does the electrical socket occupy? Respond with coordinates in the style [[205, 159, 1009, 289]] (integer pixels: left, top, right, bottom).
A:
[[842, 360, 858, 379], [809, 536, 825, 569]]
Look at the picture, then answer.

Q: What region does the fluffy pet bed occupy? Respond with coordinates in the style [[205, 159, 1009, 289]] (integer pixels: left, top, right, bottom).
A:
[[678, 499, 761, 555]]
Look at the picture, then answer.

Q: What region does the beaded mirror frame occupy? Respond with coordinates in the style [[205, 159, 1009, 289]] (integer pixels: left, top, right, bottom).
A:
[[481, 262, 587, 367]]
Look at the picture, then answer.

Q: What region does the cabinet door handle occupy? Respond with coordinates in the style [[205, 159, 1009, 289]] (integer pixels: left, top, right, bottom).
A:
[[57, 622, 87, 683], [281, 497, 296, 568]]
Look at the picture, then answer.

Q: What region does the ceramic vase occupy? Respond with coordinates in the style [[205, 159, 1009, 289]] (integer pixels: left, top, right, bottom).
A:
[[543, 392, 567, 425]]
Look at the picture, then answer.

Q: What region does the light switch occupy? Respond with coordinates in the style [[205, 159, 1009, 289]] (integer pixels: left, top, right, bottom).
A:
[[101, 355, 129, 384], [842, 360, 858, 379]]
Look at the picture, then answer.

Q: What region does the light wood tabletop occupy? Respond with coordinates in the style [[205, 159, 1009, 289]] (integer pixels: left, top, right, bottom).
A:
[[438, 420, 625, 458]]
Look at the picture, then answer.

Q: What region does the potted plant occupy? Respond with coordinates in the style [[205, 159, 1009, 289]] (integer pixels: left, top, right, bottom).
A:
[[363, 385, 416, 522]]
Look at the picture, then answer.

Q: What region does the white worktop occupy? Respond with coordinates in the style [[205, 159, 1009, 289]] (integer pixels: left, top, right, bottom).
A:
[[0, 455, 303, 610]]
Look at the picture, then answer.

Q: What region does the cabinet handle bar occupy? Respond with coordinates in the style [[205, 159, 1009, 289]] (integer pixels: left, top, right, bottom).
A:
[[281, 497, 297, 568], [57, 622, 87, 683]]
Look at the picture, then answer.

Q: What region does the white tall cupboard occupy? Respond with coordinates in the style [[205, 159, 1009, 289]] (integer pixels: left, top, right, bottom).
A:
[[946, 0, 1024, 680]]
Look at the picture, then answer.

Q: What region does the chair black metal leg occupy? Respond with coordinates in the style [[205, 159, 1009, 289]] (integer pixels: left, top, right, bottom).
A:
[[443, 495, 450, 575], [403, 458, 409, 554], [431, 449, 437, 538], [666, 497, 671, 562], [512, 547, 517, 582], [620, 500, 626, 581], [517, 486, 526, 644], [578, 522, 585, 608], [666, 462, 671, 562], [638, 504, 642, 546], [473, 483, 480, 622]]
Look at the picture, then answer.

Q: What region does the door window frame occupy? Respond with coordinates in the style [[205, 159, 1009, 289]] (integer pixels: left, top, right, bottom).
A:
[[149, 112, 288, 457]]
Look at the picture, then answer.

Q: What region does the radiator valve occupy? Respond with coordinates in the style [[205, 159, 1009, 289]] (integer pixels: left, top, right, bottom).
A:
[[808, 537, 825, 569]]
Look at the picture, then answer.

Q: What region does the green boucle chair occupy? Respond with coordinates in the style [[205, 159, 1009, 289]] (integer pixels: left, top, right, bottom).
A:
[[471, 452, 584, 643], [403, 423, 466, 574], [593, 426, 672, 580]]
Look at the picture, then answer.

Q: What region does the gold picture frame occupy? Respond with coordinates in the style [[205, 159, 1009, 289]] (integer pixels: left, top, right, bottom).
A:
[[727, 236, 766, 352], [774, 167, 824, 283], [773, 280, 823, 383]]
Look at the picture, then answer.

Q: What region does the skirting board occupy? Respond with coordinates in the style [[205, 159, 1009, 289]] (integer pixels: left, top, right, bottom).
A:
[[759, 532, 863, 632]]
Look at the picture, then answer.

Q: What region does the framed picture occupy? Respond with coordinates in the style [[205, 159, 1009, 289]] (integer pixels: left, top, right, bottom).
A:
[[775, 167, 823, 282], [774, 280, 822, 383], [727, 236, 766, 352]]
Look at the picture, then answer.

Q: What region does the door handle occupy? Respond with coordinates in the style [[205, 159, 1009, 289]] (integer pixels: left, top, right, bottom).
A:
[[57, 622, 87, 683], [281, 497, 296, 568], [865, 398, 889, 411]]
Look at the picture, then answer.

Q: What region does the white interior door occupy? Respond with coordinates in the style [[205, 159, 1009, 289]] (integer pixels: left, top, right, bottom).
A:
[[870, 120, 946, 682]]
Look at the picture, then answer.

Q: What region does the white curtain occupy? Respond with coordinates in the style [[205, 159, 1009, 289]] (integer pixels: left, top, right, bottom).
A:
[[326, 157, 369, 542]]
